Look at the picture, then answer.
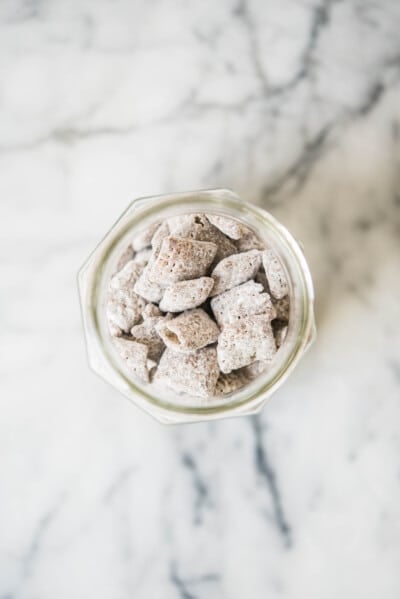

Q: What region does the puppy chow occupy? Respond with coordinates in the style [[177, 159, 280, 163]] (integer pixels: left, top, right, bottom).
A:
[[132, 221, 161, 251], [166, 213, 237, 262], [108, 212, 291, 399], [156, 308, 219, 353], [211, 280, 276, 326], [159, 277, 214, 312], [262, 249, 289, 299], [148, 236, 217, 285], [217, 315, 276, 373], [210, 250, 261, 296], [134, 267, 164, 303], [112, 337, 150, 382], [206, 214, 249, 240], [154, 347, 220, 398]]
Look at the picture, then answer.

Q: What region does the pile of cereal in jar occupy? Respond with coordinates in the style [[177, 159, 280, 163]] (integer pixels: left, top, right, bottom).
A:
[[107, 213, 290, 399]]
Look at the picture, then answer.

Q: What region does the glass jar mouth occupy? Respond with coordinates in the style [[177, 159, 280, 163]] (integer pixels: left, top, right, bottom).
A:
[[78, 189, 315, 423]]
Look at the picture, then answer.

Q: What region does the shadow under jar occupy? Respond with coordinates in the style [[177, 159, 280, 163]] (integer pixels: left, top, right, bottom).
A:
[[78, 189, 316, 424]]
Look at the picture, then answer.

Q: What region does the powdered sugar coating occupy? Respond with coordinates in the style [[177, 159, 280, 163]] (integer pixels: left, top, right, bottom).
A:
[[107, 261, 146, 332], [166, 214, 237, 262], [150, 222, 170, 253], [132, 247, 152, 266], [148, 236, 217, 285], [156, 308, 219, 353], [132, 221, 161, 251], [154, 346, 220, 398], [210, 249, 262, 296], [107, 294, 145, 333], [217, 315, 277, 373], [159, 277, 214, 312], [133, 267, 164, 303], [262, 249, 289, 299], [236, 229, 265, 251], [142, 303, 162, 319], [240, 360, 270, 379], [130, 316, 169, 361], [116, 245, 134, 272], [109, 322, 122, 337], [109, 260, 143, 293], [112, 337, 150, 382], [206, 214, 248, 240], [211, 280, 276, 326]]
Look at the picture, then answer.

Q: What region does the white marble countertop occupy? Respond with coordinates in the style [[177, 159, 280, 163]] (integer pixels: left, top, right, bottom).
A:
[[1, 1, 400, 597]]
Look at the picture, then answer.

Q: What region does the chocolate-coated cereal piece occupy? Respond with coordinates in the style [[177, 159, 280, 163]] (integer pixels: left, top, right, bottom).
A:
[[142, 303, 162, 319], [107, 261, 146, 332], [151, 222, 170, 253], [154, 346, 220, 398], [217, 315, 276, 373], [132, 221, 161, 251], [210, 250, 262, 296], [109, 322, 122, 337], [206, 214, 248, 240], [133, 247, 152, 266], [148, 236, 217, 285], [262, 249, 289, 299], [240, 360, 269, 379], [116, 245, 134, 272], [236, 230, 265, 251], [109, 260, 143, 293], [210, 280, 276, 326], [134, 267, 164, 303], [156, 308, 219, 353], [167, 214, 237, 262], [107, 291, 146, 333], [130, 316, 167, 361], [112, 337, 150, 382], [159, 277, 214, 312]]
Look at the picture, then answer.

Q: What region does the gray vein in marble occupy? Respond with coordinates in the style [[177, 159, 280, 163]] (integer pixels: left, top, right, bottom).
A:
[[235, 0, 338, 99], [3, 493, 67, 599], [267, 0, 335, 97], [181, 452, 212, 526], [2, 63, 398, 160], [262, 123, 332, 203], [234, 0, 269, 95], [169, 562, 197, 599], [20, 496, 64, 579], [103, 465, 136, 504], [251, 415, 292, 547], [3, 0, 41, 24], [358, 82, 386, 117], [169, 562, 220, 599], [0, 91, 194, 154], [262, 74, 400, 204]]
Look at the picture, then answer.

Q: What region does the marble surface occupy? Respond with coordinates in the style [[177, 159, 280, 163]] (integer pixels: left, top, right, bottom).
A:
[[1, 0, 400, 597]]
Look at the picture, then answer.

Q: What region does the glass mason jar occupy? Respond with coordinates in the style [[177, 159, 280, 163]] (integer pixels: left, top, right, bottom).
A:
[[78, 189, 316, 424]]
